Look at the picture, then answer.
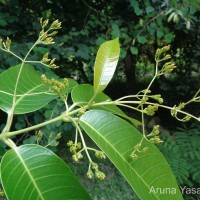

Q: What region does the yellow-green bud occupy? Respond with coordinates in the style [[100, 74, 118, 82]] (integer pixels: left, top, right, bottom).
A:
[[95, 151, 106, 159], [142, 147, 149, 153], [67, 140, 73, 147], [91, 162, 98, 170], [87, 169, 94, 179], [134, 143, 141, 150], [95, 170, 106, 180], [56, 133, 61, 139], [76, 142, 82, 150], [131, 153, 138, 160]]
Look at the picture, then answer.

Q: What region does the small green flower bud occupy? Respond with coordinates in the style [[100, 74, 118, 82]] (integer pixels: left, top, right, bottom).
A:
[[144, 104, 159, 116], [162, 54, 171, 61], [5, 37, 11, 50], [36, 130, 43, 139], [131, 153, 138, 160], [50, 20, 62, 29], [158, 98, 163, 104], [67, 140, 74, 147], [178, 102, 185, 109], [182, 115, 191, 122], [161, 45, 170, 53], [91, 162, 98, 170], [95, 151, 106, 159], [142, 147, 149, 153], [49, 133, 53, 140], [76, 142, 82, 150], [48, 31, 58, 37], [134, 143, 141, 150], [152, 125, 160, 136], [150, 136, 163, 144], [70, 145, 76, 153], [95, 170, 106, 180], [87, 169, 94, 179], [42, 19, 49, 28], [56, 133, 61, 139], [72, 154, 79, 162]]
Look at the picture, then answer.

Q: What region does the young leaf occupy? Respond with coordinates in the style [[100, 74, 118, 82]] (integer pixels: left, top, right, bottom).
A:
[[71, 84, 141, 127], [94, 38, 120, 94], [80, 110, 183, 200], [0, 64, 69, 114], [1, 144, 91, 200]]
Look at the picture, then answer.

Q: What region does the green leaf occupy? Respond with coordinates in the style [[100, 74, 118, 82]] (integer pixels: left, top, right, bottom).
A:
[[130, 47, 138, 55], [1, 144, 91, 200], [94, 38, 120, 94], [164, 33, 175, 43], [64, 78, 78, 92], [80, 110, 183, 200], [0, 64, 57, 114], [137, 36, 148, 44], [111, 23, 121, 38], [146, 6, 155, 14], [72, 84, 141, 127]]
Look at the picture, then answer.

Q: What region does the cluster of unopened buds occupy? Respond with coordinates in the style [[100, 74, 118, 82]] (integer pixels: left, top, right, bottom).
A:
[[41, 74, 69, 99], [148, 125, 163, 144], [87, 162, 106, 180], [67, 141, 83, 162], [38, 19, 61, 45], [41, 52, 59, 69], [131, 143, 149, 160], [144, 104, 159, 116], [67, 140, 106, 180], [0, 37, 11, 50], [36, 130, 61, 146], [150, 94, 164, 104]]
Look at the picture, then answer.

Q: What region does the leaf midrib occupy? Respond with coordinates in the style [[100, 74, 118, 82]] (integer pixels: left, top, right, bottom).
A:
[[95, 45, 117, 93], [14, 148, 45, 200]]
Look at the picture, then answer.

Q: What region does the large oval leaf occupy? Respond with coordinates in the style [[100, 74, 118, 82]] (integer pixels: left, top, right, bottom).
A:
[[94, 38, 120, 94], [1, 144, 91, 200], [80, 110, 183, 200], [72, 84, 141, 127], [0, 64, 57, 114]]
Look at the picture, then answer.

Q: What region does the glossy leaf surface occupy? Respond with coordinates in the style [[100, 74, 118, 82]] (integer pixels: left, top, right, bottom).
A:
[[80, 110, 183, 200], [1, 144, 91, 200], [94, 38, 120, 94]]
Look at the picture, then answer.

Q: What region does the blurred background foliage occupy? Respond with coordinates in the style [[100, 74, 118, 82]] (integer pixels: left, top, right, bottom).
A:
[[0, 0, 200, 199]]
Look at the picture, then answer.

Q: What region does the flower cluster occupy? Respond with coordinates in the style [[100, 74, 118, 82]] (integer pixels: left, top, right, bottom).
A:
[[41, 74, 69, 99], [38, 19, 61, 45], [159, 62, 176, 75], [148, 125, 163, 144], [87, 162, 106, 180], [130, 142, 149, 160], [0, 37, 11, 51], [67, 141, 83, 162], [36, 130, 61, 147], [155, 45, 176, 75], [155, 45, 171, 61], [41, 52, 59, 69], [150, 94, 163, 104], [144, 104, 159, 116]]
